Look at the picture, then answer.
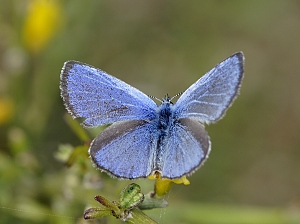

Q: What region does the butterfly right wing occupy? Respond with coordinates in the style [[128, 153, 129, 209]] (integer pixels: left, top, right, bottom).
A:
[[174, 52, 244, 123], [60, 61, 157, 127], [89, 120, 158, 179]]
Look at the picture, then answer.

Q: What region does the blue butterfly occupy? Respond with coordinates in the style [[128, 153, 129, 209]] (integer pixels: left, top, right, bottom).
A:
[[60, 52, 244, 179]]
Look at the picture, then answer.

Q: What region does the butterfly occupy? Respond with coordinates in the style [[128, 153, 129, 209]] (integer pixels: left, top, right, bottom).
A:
[[60, 52, 244, 180]]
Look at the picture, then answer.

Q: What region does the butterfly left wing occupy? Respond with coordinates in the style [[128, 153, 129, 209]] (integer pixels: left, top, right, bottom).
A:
[[159, 118, 211, 179], [60, 61, 157, 127], [89, 120, 158, 179], [174, 52, 244, 123]]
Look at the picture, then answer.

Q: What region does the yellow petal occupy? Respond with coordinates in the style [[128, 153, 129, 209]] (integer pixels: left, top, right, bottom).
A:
[[148, 173, 190, 197]]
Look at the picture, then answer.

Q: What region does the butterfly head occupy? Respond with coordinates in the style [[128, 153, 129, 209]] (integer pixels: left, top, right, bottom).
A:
[[162, 94, 173, 105], [161, 92, 182, 105]]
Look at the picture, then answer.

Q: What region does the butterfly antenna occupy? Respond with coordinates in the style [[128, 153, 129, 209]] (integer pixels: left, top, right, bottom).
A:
[[148, 95, 163, 103], [170, 92, 183, 101]]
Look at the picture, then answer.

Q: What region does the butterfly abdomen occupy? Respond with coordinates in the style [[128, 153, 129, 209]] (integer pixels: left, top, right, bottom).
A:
[[153, 100, 176, 173]]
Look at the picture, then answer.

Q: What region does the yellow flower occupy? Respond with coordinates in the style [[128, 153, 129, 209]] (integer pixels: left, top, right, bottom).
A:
[[149, 173, 190, 197], [22, 0, 61, 53], [0, 97, 14, 124]]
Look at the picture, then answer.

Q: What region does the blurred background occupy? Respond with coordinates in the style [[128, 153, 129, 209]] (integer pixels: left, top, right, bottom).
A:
[[0, 0, 300, 223]]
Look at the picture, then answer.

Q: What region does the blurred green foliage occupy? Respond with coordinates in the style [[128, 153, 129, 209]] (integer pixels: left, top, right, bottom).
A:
[[1, 0, 300, 223]]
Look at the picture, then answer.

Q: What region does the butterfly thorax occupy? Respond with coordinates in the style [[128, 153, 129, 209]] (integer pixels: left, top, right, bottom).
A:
[[156, 95, 174, 131]]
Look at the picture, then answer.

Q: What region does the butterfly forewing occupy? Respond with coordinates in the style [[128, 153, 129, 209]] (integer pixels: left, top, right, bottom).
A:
[[60, 61, 157, 127], [174, 52, 244, 123]]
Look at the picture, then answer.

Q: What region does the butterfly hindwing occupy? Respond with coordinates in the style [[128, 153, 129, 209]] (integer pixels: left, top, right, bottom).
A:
[[160, 118, 211, 179], [60, 61, 157, 127], [174, 52, 244, 123], [89, 120, 158, 179]]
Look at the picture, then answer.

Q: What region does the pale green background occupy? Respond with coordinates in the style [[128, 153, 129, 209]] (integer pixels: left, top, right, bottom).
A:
[[0, 1, 300, 223]]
